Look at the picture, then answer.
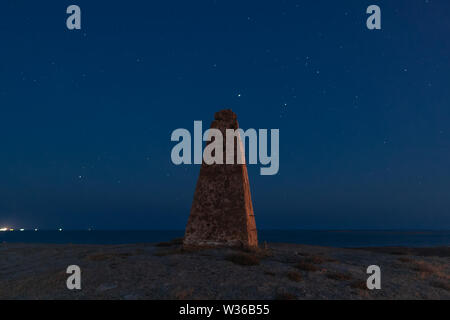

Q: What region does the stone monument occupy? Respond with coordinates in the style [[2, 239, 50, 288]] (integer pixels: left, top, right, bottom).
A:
[[183, 109, 258, 248]]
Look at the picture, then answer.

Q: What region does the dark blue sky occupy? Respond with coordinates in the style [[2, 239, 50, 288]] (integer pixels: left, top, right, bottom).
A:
[[1, 1, 449, 230]]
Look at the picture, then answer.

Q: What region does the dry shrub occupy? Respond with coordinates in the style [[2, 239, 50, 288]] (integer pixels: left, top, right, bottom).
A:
[[225, 253, 260, 266], [295, 261, 319, 272], [326, 272, 353, 281], [350, 280, 367, 290], [398, 257, 412, 263], [173, 287, 194, 300], [430, 280, 450, 291], [287, 271, 302, 282], [411, 261, 434, 273], [410, 261, 449, 280], [274, 292, 297, 300], [303, 255, 327, 264], [242, 245, 273, 258], [257, 247, 274, 258]]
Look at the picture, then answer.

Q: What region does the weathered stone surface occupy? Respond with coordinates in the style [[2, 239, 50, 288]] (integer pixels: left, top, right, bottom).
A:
[[183, 109, 258, 248]]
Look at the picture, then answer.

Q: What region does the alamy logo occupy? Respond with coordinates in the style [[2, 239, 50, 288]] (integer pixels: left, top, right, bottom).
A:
[[366, 5, 381, 30], [66, 265, 81, 290], [66, 5, 81, 30], [170, 121, 279, 176], [366, 265, 381, 290]]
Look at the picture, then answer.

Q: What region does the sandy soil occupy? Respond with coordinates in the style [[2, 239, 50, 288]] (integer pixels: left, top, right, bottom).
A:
[[0, 240, 448, 300]]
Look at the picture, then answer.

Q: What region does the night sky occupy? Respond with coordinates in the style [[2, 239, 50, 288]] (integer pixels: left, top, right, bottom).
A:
[[1, 1, 449, 230]]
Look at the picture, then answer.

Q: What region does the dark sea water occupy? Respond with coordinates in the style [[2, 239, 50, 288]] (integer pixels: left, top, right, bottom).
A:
[[1, 230, 449, 247]]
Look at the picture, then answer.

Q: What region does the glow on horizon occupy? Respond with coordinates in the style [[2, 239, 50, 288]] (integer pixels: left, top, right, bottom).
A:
[[0, 227, 40, 232], [0, 227, 15, 232], [1, 228, 69, 231]]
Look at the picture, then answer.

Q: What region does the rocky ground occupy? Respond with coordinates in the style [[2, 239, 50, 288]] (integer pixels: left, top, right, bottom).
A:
[[0, 240, 449, 300]]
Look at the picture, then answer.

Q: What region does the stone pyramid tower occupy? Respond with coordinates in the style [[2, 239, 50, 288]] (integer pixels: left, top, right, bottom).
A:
[[183, 109, 258, 248]]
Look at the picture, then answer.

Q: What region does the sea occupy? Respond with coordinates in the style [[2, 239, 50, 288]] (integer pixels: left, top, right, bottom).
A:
[[1, 230, 449, 248]]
